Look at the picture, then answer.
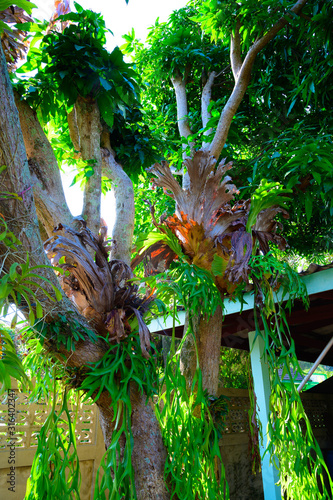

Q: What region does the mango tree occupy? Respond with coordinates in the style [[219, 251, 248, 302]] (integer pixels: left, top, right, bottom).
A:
[[125, 0, 324, 396], [0, 4, 168, 498], [0, 0, 332, 498]]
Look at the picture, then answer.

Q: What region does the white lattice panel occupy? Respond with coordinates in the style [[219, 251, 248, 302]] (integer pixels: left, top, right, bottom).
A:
[[224, 397, 250, 434], [0, 389, 98, 449]]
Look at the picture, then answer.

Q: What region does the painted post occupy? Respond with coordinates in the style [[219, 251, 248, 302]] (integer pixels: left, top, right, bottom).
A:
[[248, 331, 281, 500]]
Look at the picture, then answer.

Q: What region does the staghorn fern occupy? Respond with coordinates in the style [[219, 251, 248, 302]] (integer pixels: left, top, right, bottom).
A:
[[44, 220, 151, 358], [134, 150, 290, 295]]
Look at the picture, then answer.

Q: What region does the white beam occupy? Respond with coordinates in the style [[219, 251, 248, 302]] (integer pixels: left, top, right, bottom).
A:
[[248, 331, 281, 500], [148, 268, 333, 334]]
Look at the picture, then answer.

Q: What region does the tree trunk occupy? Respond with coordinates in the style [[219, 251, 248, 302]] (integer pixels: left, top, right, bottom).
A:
[[181, 306, 222, 396], [97, 386, 169, 500], [14, 93, 73, 238], [75, 95, 102, 235], [101, 150, 135, 266], [0, 44, 169, 499]]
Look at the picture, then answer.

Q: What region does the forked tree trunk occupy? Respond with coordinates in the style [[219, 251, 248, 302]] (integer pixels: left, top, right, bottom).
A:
[[0, 45, 169, 499]]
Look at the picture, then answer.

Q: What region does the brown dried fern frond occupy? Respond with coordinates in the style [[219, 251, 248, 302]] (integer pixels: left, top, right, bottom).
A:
[[44, 221, 151, 358], [139, 150, 288, 295]]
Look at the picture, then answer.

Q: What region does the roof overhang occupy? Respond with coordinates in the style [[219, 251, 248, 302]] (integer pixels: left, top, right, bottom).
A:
[[148, 268, 333, 366]]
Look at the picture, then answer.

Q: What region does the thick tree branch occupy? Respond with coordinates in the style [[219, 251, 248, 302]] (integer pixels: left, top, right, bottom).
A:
[[74, 96, 102, 235], [0, 45, 108, 364], [206, 69, 252, 158], [230, 20, 242, 81], [171, 75, 194, 151], [101, 146, 134, 266], [253, 0, 309, 53], [208, 0, 309, 159], [67, 107, 80, 152], [14, 94, 73, 238], [201, 71, 216, 142], [171, 74, 195, 189], [0, 49, 47, 260]]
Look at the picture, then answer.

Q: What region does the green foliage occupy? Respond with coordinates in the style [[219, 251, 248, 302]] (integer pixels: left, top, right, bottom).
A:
[[145, 259, 224, 321], [21, 327, 158, 500], [108, 106, 163, 175], [78, 334, 157, 499], [227, 3, 333, 255], [219, 347, 249, 389], [125, 1, 332, 258], [121, 6, 230, 162], [14, 5, 160, 176], [133, 174, 175, 247], [2, 2, 333, 498], [0, 211, 61, 392], [250, 252, 309, 313], [80, 334, 157, 404], [171, 261, 224, 315], [0, 212, 21, 248], [247, 367, 261, 474], [156, 348, 229, 499], [94, 401, 135, 500], [0, 325, 29, 393], [0, 256, 63, 327], [0, 0, 36, 18], [33, 314, 98, 352], [16, 5, 138, 125], [132, 258, 230, 497], [20, 334, 65, 401], [136, 226, 184, 265], [25, 383, 81, 500], [249, 253, 333, 499], [242, 125, 333, 254], [70, 159, 96, 188], [153, 270, 229, 499], [246, 179, 292, 232], [142, 6, 224, 79], [207, 393, 229, 437], [191, 0, 311, 46]]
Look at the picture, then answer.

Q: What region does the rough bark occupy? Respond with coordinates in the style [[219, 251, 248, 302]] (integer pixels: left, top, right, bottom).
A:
[[130, 385, 169, 500], [14, 93, 73, 237], [197, 305, 223, 396], [1, 45, 168, 498], [97, 387, 169, 500], [74, 95, 102, 235], [101, 148, 134, 266], [0, 47, 51, 265], [181, 307, 222, 396], [67, 107, 80, 152]]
